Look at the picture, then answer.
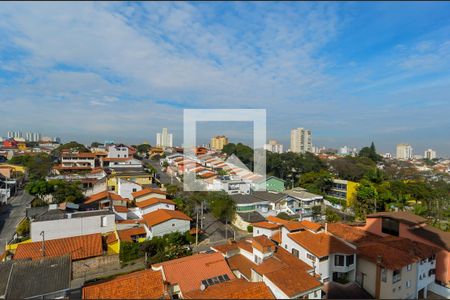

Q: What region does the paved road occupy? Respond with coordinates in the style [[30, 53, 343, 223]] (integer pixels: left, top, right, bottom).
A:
[[0, 190, 33, 246]]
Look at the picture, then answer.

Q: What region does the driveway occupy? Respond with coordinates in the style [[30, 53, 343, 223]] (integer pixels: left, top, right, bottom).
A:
[[0, 190, 33, 246]]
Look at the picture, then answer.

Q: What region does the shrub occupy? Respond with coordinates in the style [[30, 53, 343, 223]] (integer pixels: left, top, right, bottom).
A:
[[247, 225, 253, 233]]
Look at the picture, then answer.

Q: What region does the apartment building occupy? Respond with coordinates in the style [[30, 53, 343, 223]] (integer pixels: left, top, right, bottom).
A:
[[396, 144, 413, 160], [327, 179, 359, 207], [156, 128, 173, 148], [290, 128, 312, 153], [210, 135, 228, 151], [424, 148, 437, 160], [60, 152, 96, 170], [263, 140, 283, 154]]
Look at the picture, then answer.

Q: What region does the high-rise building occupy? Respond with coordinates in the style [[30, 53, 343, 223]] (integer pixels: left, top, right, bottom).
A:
[[290, 128, 312, 153], [424, 149, 437, 160], [396, 144, 413, 160], [210, 136, 228, 151], [156, 128, 173, 148], [263, 140, 283, 154], [13, 131, 22, 139], [7, 131, 13, 139]]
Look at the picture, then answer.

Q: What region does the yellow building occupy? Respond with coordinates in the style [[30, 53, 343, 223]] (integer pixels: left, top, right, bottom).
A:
[[329, 179, 359, 207], [107, 170, 153, 192], [0, 163, 26, 174], [210, 135, 228, 151]]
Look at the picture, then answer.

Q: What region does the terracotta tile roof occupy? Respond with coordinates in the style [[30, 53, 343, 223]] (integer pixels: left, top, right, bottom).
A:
[[358, 236, 441, 270], [82, 269, 165, 299], [113, 205, 128, 213], [142, 209, 192, 228], [211, 241, 240, 255], [237, 240, 253, 253], [252, 235, 276, 253], [366, 211, 427, 225], [84, 190, 128, 204], [14, 233, 103, 261], [252, 221, 281, 230], [62, 152, 96, 158], [227, 254, 256, 279], [184, 278, 274, 299], [264, 265, 321, 297], [283, 221, 305, 232], [271, 231, 281, 244], [288, 231, 356, 258], [106, 231, 118, 244], [135, 198, 175, 208], [131, 188, 167, 198], [117, 227, 147, 242], [409, 224, 450, 251], [300, 220, 322, 232], [102, 157, 132, 162], [327, 223, 380, 246], [152, 252, 235, 294], [267, 216, 290, 225]]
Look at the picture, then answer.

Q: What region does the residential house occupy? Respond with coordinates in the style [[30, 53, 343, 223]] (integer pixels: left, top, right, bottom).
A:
[[211, 236, 323, 299], [327, 179, 359, 207], [60, 152, 96, 171], [131, 187, 167, 203], [281, 222, 357, 283], [151, 252, 236, 298], [135, 198, 176, 217], [0, 255, 72, 299], [211, 179, 251, 195], [142, 209, 191, 239], [29, 208, 115, 241], [14, 233, 103, 261], [254, 176, 286, 192], [283, 187, 323, 221], [117, 177, 142, 199], [361, 211, 450, 289], [82, 269, 166, 299]]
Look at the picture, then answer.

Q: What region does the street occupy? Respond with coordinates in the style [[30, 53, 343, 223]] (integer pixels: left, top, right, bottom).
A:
[[143, 158, 182, 187], [0, 190, 33, 246]]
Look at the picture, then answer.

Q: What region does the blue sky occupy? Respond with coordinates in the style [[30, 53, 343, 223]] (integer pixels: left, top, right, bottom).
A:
[[1, 2, 450, 156]]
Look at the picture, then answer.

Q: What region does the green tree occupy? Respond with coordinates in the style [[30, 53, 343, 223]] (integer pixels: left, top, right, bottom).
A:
[[359, 142, 382, 162], [299, 170, 333, 195], [10, 153, 53, 180], [90, 142, 102, 148], [52, 141, 89, 156], [137, 144, 151, 154], [206, 191, 236, 222], [329, 156, 376, 181], [48, 179, 84, 204], [325, 208, 341, 223], [25, 179, 54, 200], [276, 212, 291, 220], [353, 179, 378, 220], [16, 218, 30, 237]]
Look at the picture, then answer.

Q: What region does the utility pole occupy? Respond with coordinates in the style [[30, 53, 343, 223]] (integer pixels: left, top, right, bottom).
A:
[[195, 210, 199, 246], [40, 231, 45, 257], [225, 217, 228, 240], [200, 200, 204, 229]]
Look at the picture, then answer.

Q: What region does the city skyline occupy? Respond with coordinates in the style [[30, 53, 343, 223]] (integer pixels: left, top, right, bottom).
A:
[[1, 2, 450, 155]]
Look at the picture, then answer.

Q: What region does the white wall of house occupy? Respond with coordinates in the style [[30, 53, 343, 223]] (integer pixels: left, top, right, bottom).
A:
[[113, 208, 127, 221], [108, 158, 143, 168], [107, 146, 129, 158], [253, 227, 276, 238], [30, 213, 115, 241], [117, 178, 142, 199], [140, 203, 175, 215], [417, 257, 436, 294], [146, 219, 190, 239], [83, 178, 107, 197]]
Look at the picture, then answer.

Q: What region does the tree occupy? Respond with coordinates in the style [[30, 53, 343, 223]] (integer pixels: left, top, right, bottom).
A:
[[10, 153, 53, 180], [90, 142, 102, 148], [353, 179, 378, 220], [329, 156, 376, 181], [16, 218, 30, 237], [276, 212, 291, 220], [25, 179, 54, 200], [48, 179, 84, 204], [136, 144, 151, 154], [206, 191, 236, 222], [359, 142, 382, 162], [299, 170, 333, 195], [52, 141, 89, 156], [325, 208, 341, 223]]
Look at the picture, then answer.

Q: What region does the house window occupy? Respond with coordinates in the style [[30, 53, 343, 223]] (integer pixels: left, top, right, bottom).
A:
[[292, 248, 299, 258], [393, 269, 401, 283], [406, 280, 411, 288], [407, 264, 412, 271], [100, 216, 107, 227], [381, 268, 387, 282], [382, 218, 399, 236], [285, 244, 288, 249], [257, 230, 259, 234], [307, 253, 316, 261], [335, 255, 345, 266], [319, 256, 329, 262], [254, 255, 262, 264], [132, 188, 137, 192], [346, 255, 354, 266], [172, 223, 175, 227]]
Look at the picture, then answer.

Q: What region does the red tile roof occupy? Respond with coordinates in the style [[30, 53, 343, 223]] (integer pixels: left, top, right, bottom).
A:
[[300, 220, 322, 232], [135, 198, 175, 208], [84, 190, 128, 204], [252, 235, 276, 253], [366, 211, 427, 225], [283, 221, 305, 232], [288, 231, 356, 258], [131, 188, 167, 198], [252, 221, 281, 230], [327, 223, 380, 246], [14, 233, 103, 261], [113, 205, 128, 213], [271, 231, 281, 244], [82, 269, 165, 299], [142, 209, 192, 228], [184, 278, 274, 299], [117, 227, 147, 242], [152, 252, 235, 294], [267, 216, 290, 225], [227, 254, 256, 279], [102, 157, 132, 162], [358, 236, 441, 270]]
